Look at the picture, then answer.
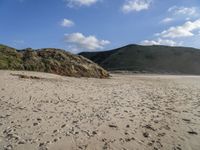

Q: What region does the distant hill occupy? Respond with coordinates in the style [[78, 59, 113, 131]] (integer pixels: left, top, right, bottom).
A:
[[80, 44, 200, 75], [0, 44, 109, 78]]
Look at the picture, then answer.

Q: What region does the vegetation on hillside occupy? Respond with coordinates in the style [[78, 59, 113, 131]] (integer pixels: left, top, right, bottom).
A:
[[0, 44, 109, 78], [80, 44, 200, 75]]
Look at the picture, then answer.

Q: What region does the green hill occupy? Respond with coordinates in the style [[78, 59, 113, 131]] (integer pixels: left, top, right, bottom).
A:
[[0, 44, 109, 78], [80, 44, 200, 75]]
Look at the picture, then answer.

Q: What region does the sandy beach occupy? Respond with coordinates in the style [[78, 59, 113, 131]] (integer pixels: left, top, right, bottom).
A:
[[0, 70, 200, 150]]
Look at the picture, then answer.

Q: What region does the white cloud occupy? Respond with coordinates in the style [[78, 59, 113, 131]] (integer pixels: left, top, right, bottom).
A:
[[64, 0, 98, 7], [61, 19, 74, 27], [168, 6, 198, 16], [13, 40, 25, 44], [122, 0, 152, 13], [160, 6, 199, 24], [64, 32, 110, 51], [12, 40, 26, 48], [161, 17, 174, 23], [157, 19, 200, 38], [141, 38, 182, 46]]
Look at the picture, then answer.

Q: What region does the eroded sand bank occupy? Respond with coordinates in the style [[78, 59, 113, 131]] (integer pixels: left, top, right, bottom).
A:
[[0, 70, 200, 150]]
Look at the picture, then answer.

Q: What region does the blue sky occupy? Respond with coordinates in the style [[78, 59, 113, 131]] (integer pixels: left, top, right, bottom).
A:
[[0, 0, 200, 53]]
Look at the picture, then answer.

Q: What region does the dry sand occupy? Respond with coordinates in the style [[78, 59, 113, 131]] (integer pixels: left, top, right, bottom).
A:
[[0, 70, 200, 150]]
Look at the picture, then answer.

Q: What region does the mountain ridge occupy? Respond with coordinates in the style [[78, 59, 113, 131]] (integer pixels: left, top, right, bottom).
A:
[[80, 44, 200, 75]]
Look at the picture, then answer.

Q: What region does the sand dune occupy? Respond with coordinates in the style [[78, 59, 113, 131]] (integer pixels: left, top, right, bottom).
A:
[[0, 70, 200, 150]]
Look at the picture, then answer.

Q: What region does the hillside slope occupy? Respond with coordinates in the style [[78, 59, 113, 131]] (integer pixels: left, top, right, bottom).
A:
[[80, 44, 200, 74], [0, 44, 109, 78]]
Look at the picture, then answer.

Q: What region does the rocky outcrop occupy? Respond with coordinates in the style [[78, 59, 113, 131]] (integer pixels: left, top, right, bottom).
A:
[[0, 45, 109, 78]]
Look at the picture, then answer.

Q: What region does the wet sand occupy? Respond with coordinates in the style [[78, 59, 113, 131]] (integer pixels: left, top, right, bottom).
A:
[[0, 70, 200, 150]]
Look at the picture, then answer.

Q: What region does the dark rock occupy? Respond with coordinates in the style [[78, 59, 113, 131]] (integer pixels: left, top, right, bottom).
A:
[[188, 131, 198, 135], [108, 124, 118, 128], [18, 141, 25, 144], [182, 119, 191, 122], [148, 142, 153, 146], [39, 143, 48, 150], [39, 143, 44, 147], [53, 138, 58, 142], [144, 124, 156, 131], [72, 120, 78, 124], [53, 130, 58, 133], [37, 118, 42, 121], [49, 116, 53, 119], [143, 132, 149, 138], [125, 138, 131, 142], [92, 131, 97, 135], [4, 144, 13, 150], [158, 133, 166, 137], [61, 124, 66, 128], [33, 123, 38, 126]]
